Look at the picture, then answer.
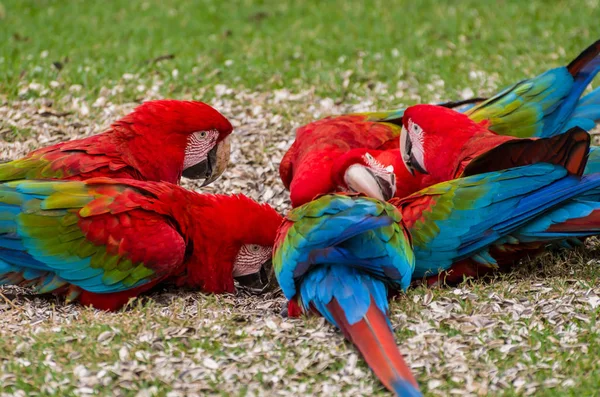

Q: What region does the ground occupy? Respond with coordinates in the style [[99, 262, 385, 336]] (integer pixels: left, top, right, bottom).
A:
[[1, 1, 600, 396]]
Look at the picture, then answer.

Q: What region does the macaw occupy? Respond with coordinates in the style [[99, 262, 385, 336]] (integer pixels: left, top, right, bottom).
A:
[[0, 178, 283, 311], [332, 126, 591, 200], [333, 126, 600, 284], [274, 164, 600, 394], [279, 99, 481, 207], [281, 39, 600, 205], [0, 100, 233, 186], [399, 104, 596, 185], [273, 194, 420, 396]]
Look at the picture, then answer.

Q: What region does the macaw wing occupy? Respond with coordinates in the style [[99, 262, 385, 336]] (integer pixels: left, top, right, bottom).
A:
[[465, 40, 600, 138], [461, 126, 590, 178], [0, 137, 133, 182], [0, 179, 185, 294], [397, 164, 600, 277], [273, 194, 414, 300]]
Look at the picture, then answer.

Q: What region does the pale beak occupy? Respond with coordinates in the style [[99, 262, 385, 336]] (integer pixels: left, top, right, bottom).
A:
[[345, 164, 396, 201], [400, 126, 428, 176], [182, 136, 231, 186]]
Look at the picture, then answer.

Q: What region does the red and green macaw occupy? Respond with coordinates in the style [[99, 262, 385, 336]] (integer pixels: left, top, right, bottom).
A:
[[398, 104, 595, 187], [274, 194, 420, 396], [0, 178, 282, 310], [279, 98, 480, 207], [332, 126, 592, 202], [282, 39, 600, 204], [0, 100, 233, 186], [274, 162, 600, 394], [337, 126, 600, 284]]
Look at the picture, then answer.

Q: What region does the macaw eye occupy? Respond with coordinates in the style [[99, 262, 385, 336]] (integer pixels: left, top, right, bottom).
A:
[[411, 121, 422, 135], [248, 244, 261, 252], [233, 244, 272, 277], [184, 129, 220, 170]]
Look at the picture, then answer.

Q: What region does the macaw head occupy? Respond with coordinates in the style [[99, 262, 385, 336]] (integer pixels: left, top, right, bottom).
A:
[[113, 100, 233, 185], [331, 148, 397, 201], [400, 104, 478, 176], [191, 194, 283, 293]]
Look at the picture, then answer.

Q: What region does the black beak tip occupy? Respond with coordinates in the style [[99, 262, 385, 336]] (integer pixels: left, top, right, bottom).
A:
[[234, 259, 275, 293], [182, 159, 212, 180], [381, 183, 394, 201]]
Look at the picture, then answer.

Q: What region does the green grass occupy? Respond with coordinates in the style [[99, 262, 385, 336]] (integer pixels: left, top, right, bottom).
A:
[[1, 0, 598, 105]]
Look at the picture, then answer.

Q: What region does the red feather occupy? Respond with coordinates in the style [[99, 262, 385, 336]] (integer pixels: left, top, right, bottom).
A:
[[280, 115, 398, 207], [1, 100, 233, 185], [326, 298, 420, 395]]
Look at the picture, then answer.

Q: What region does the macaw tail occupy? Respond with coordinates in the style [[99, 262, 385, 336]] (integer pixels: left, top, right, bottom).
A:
[[567, 39, 600, 78], [516, 199, 600, 241], [551, 39, 600, 134], [327, 297, 421, 397], [299, 264, 421, 396]]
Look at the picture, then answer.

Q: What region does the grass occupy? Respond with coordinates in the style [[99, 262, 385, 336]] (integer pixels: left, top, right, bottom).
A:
[[1, 0, 598, 105], [2, 0, 600, 396]]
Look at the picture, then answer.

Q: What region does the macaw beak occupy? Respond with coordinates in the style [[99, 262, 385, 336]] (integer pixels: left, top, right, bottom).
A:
[[182, 136, 231, 186], [344, 164, 396, 201], [400, 126, 428, 176], [234, 258, 277, 293]]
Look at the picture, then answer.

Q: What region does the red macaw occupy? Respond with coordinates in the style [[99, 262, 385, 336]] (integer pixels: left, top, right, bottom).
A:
[[331, 126, 590, 202], [0, 100, 233, 186], [275, 161, 600, 395], [0, 178, 282, 310], [281, 39, 600, 205], [279, 99, 482, 207], [399, 104, 593, 186]]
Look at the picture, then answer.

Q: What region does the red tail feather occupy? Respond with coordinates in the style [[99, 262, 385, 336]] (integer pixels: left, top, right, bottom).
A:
[[326, 298, 420, 395], [567, 40, 600, 76], [548, 209, 600, 233]]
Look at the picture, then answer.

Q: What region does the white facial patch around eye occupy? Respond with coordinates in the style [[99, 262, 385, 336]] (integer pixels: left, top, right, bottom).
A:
[[406, 119, 426, 169], [183, 129, 219, 169], [233, 244, 272, 277], [363, 152, 394, 176]]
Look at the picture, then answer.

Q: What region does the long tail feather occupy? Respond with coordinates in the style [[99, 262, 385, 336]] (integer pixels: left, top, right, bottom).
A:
[[327, 298, 421, 397], [567, 39, 600, 76]]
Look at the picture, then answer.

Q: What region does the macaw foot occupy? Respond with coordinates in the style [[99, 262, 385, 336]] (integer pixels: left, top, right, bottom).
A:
[[280, 298, 304, 318], [424, 260, 496, 287]]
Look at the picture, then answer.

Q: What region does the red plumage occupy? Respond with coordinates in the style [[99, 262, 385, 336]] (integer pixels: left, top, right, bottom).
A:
[[326, 298, 419, 394], [280, 115, 398, 207], [401, 104, 590, 187], [0, 178, 283, 310], [0, 100, 233, 184]]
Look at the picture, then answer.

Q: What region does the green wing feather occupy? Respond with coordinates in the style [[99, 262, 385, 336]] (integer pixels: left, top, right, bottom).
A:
[[0, 180, 185, 294]]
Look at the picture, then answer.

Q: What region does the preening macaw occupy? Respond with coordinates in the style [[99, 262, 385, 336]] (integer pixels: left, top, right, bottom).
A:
[[279, 99, 480, 207], [274, 163, 600, 394], [273, 194, 420, 396], [331, 126, 591, 201], [0, 100, 232, 186], [281, 39, 600, 204], [0, 178, 282, 310]]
